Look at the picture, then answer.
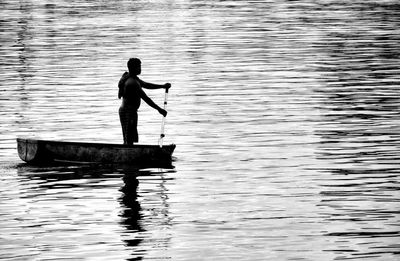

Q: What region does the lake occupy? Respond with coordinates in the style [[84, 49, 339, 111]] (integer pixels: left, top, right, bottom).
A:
[[0, 0, 399, 260]]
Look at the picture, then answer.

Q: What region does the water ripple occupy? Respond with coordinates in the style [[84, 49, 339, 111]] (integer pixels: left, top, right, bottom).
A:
[[1, 0, 399, 260]]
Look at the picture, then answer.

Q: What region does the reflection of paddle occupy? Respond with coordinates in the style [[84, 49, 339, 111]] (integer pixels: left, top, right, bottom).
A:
[[159, 87, 169, 147]]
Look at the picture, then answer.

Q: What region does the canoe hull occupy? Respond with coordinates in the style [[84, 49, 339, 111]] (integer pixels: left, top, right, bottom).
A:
[[17, 138, 175, 164]]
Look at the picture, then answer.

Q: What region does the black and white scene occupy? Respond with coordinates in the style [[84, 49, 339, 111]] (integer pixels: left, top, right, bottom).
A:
[[0, 1, 399, 260]]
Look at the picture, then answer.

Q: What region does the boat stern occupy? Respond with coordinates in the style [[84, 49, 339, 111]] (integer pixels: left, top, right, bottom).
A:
[[17, 138, 41, 163]]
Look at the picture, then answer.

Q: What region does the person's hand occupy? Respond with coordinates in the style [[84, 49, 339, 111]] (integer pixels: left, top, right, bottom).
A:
[[164, 83, 171, 90], [158, 108, 167, 117]]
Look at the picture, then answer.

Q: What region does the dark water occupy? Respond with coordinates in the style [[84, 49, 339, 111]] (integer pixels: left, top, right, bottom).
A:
[[1, 0, 399, 260]]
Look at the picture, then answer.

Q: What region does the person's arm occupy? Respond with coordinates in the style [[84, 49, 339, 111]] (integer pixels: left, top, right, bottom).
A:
[[138, 87, 167, 117], [138, 78, 170, 90]]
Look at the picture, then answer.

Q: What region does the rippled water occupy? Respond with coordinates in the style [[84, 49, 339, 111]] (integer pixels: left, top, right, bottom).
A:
[[1, 0, 399, 260]]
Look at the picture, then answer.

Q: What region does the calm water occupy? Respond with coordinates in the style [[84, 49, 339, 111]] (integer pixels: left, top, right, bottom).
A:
[[1, 0, 399, 260]]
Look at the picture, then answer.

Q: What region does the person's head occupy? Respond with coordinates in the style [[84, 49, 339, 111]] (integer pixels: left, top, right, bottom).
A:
[[127, 58, 141, 75]]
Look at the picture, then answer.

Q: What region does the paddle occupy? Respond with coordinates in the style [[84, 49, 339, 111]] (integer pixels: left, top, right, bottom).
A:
[[159, 87, 169, 147]]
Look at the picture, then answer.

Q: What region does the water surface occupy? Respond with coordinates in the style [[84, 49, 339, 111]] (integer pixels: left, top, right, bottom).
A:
[[0, 0, 399, 260]]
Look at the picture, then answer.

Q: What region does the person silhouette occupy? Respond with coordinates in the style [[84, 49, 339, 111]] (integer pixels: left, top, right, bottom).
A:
[[118, 58, 171, 145]]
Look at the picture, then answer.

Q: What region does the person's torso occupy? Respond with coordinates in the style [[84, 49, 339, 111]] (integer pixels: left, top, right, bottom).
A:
[[121, 76, 141, 110]]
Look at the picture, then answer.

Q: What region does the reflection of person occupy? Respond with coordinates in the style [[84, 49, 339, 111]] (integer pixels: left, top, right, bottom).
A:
[[119, 170, 144, 250], [118, 58, 171, 145], [120, 171, 142, 233]]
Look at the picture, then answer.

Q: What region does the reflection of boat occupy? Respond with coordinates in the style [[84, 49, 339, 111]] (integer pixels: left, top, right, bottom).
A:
[[17, 163, 173, 259], [17, 138, 176, 164]]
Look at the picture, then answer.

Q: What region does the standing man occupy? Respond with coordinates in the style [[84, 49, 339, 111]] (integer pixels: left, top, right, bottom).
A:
[[118, 58, 171, 145]]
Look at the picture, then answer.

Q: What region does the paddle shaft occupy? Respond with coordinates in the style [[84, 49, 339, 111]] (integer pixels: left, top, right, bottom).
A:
[[159, 88, 169, 147]]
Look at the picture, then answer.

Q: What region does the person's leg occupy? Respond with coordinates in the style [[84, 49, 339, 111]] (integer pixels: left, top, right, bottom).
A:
[[126, 111, 138, 145], [132, 111, 138, 143], [119, 107, 128, 144]]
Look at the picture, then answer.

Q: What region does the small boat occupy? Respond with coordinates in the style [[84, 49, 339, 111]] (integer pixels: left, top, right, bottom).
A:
[[17, 138, 176, 165]]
